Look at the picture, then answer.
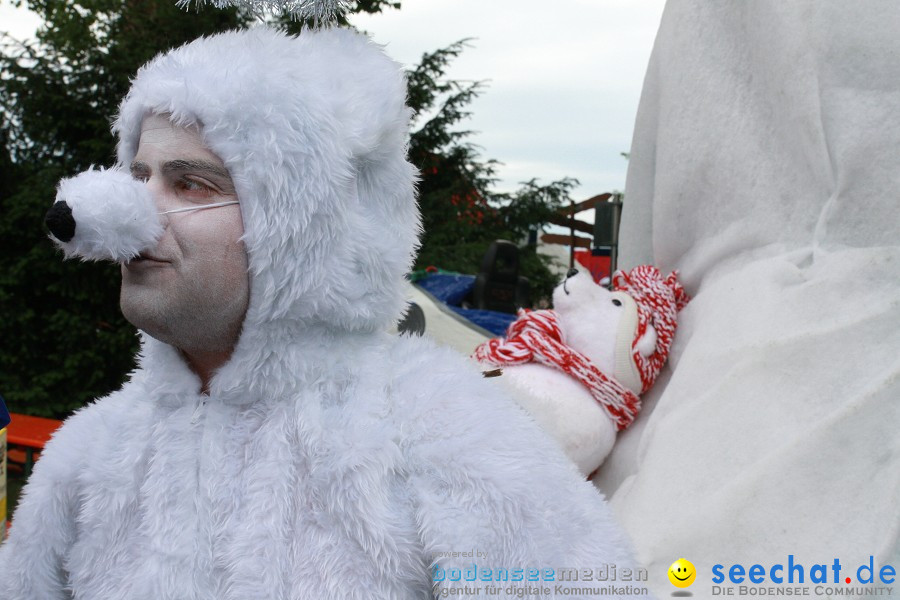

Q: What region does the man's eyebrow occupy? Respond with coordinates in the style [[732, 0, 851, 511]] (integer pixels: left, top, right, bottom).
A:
[[130, 160, 150, 175], [161, 159, 232, 181]]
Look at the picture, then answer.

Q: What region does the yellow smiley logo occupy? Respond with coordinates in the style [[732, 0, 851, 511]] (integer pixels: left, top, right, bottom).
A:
[[668, 558, 696, 588]]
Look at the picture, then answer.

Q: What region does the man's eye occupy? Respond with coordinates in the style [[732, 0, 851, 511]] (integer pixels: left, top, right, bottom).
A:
[[177, 178, 215, 196]]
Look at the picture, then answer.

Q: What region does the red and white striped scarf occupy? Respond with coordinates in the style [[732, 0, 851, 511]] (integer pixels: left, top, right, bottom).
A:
[[613, 266, 690, 393], [473, 309, 641, 431]]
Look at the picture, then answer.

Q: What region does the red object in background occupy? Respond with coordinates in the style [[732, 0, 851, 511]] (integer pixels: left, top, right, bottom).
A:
[[6, 413, 63, 478], [6, 413, 60, 449], [574, 250, 611, 284]]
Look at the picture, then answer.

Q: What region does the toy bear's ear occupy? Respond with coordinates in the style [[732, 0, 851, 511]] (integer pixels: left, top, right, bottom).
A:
[[46, 167, 163, 263], [636, 324, 657, 357]]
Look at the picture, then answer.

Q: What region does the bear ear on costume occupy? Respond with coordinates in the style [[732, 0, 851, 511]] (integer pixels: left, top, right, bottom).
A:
[[46, 167, 163, 263]]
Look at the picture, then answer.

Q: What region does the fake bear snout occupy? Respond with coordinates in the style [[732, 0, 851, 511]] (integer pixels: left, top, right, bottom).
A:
[[45, 201, 76, 243], [48, 167, 163, 262]]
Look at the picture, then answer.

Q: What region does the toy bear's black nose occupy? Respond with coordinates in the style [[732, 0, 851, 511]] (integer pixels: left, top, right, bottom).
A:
[[566, 268, 579, 279], [45, 201, 76, 243]]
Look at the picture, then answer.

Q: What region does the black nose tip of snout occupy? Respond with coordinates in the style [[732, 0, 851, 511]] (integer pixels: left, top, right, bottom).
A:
[[45, 201, 76, 243], [566, 268, 579, 279]]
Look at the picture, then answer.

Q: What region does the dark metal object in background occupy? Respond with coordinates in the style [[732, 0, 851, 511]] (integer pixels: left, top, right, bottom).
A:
[[593, 195, 623, 277], [471, 240, 531, 314], [545, 192, 623, 276]]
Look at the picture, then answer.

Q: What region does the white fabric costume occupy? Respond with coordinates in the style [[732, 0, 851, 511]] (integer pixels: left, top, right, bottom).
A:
[[594, 1, 900, 596], [0, 28, 647, 599]]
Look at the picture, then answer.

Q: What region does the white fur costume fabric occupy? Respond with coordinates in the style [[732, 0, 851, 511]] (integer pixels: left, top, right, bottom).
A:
[[594, 1, 900, 596], [0, 28, 647, 599]]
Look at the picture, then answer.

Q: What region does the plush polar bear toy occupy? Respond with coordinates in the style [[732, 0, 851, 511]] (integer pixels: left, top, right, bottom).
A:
[[473, 267, 689, 478]]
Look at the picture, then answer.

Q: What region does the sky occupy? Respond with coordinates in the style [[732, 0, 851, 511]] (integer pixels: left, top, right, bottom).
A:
[[350, 0, 667, 199], [0, 0, 667, 202]]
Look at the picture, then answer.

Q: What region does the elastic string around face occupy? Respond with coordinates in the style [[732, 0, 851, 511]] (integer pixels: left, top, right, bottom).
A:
[[159, 200, 239, 215]]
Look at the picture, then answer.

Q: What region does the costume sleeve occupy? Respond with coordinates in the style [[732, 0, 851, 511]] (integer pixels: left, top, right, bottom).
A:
[[0, 411, 87, 599], [395, 342, 652, 599]]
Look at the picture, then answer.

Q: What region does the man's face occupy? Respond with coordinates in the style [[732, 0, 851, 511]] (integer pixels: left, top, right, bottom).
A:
[[120, 113, 249, 357]]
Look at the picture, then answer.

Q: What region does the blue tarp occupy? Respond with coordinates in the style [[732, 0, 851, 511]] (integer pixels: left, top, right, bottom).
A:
[[0, 394, 9, 429], [415, 273, 517, 337]]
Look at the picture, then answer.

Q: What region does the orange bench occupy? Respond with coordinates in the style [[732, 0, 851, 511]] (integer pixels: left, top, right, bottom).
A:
[[6, 413, 63, 478]]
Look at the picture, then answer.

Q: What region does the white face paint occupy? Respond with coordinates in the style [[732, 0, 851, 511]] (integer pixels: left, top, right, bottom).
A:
[[120, 114, 249, 364]]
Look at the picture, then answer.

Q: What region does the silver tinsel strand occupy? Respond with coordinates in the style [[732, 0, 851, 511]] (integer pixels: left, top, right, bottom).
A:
[[176, 0, 351, 26]]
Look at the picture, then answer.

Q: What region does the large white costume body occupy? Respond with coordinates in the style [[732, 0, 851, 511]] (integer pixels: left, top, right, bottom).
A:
[[595, 1, 900, 596], [0, 28, 646, 599]]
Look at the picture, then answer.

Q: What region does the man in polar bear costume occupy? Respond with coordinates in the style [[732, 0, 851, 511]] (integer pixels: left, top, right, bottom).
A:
[[0, 28, 648, 599]]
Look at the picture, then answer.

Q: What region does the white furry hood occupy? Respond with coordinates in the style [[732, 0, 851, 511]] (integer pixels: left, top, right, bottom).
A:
[[114, 27, 420, 335]]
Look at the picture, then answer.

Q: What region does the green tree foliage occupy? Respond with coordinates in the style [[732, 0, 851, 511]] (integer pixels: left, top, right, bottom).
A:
[[1, 1, 573, 418], [405, 41, 575, 298], [0, 1, 260, 417]]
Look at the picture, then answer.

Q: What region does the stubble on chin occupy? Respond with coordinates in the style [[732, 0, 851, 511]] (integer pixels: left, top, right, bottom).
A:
[[120, 269, 176, 346], [120, 266, 247, 356]]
